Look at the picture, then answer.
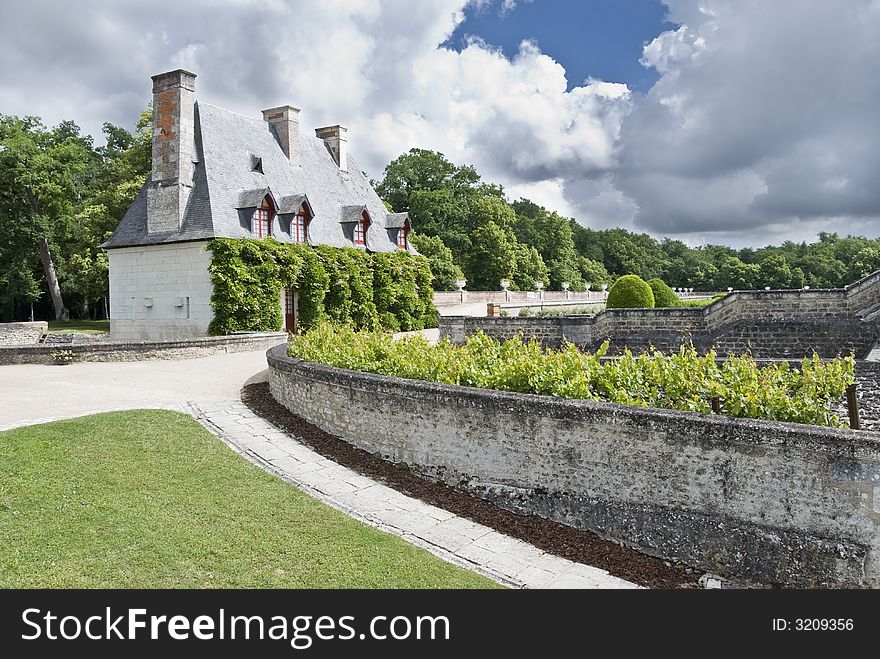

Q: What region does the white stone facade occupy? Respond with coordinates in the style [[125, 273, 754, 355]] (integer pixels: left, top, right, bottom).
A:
[[108, 241, 214, 340]]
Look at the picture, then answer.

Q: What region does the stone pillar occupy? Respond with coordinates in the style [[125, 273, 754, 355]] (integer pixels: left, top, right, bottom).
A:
[[147, 69, 196, 234]]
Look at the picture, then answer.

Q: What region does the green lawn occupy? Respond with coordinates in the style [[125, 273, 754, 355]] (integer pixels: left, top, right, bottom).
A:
[[47, 320, 109, 334], [0, 410, 496, 588]]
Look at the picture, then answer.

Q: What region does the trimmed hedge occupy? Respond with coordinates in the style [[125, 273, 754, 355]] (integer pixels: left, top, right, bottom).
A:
[[207, 239, 437, 334], [606, 275, 655, 309], [648, 278, 679, 308]]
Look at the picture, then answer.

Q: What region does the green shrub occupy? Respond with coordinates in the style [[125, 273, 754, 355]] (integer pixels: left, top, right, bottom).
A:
[[536, 306, 603, 316], [606, 275, 655, 309], [518, 307, 532, 317], [289, 325, 855, 428], [207, 238, 436, 334], [648, 278, 679, 308]]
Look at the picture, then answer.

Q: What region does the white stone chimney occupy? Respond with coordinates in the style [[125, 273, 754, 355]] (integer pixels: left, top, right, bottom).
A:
[[262, 105, 300, 161], [315, 125, 348, 172], [147, 69, 196, 234]]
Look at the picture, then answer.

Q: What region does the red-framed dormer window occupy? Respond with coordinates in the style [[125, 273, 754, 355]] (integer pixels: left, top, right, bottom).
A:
[[397, 220, 409, 249], [252, 195, 275, 238], [354, 210, 370, 246], [292, 203, 311, 244]]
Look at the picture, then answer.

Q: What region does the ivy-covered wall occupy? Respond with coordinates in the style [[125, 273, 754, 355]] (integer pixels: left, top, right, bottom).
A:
[[207, 238, 437, 335]]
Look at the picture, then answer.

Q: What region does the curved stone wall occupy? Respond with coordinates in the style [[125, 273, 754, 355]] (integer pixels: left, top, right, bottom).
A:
[[267, 345, 880, 588]]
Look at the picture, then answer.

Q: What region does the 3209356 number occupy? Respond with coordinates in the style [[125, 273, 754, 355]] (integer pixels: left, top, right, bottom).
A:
[[795, 619, 853, 631]]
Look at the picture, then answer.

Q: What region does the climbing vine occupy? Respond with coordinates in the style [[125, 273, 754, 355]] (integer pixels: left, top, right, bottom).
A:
[[207, 238, 436, 334]]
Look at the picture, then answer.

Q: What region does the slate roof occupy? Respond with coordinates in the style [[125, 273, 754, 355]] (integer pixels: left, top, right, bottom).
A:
[[385, 212, 409, 228], [103, 102, 415, 254]]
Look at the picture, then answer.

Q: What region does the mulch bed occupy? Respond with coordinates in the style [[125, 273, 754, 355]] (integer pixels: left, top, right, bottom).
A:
[[241, 382, 700, 589]]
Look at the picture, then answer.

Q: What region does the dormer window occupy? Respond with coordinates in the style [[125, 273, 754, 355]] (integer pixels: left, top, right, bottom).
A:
[[292, 203, 311, 244], [353, 210, 370, 246], [252, 195, 275, 238], [397, 219, 410, 250]]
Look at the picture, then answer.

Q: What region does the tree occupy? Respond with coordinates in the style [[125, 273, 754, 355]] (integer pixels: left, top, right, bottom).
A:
[[464, 221, 517, 290], [375, 149, 504, 263], [0, 108, 150, 321], [578, 257, 610, 289], [512, 199, 584, 290], [512, 243, 549, 291], [847, 247, 880, 283], [471, 195, 517, 232], [0, 116, 101, 319], [795, 252, 847, 288], [0, 254, 41, 320], [714, 256, 759, 290], [375, 148, 482, 212], [409, 233, 463, 291], [759, 254, 793, 289]]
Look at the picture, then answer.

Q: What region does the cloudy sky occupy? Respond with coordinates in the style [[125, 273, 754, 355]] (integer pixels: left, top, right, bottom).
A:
[[1, 0, 878, 248]]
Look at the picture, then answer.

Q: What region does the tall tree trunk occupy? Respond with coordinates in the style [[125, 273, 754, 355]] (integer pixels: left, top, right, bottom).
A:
[[37, 237, 67, 321]]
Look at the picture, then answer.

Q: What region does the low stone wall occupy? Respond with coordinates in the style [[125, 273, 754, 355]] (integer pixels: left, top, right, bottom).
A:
[[0, 321, 47, 346], [440, 275, 880, 358], [433, 290, 606, 306], [268, 345, 880, 588], [0, 332, 286, 365]]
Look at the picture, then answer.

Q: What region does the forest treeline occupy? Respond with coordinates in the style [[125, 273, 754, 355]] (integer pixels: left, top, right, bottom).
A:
[[377, 148, 880, 293]]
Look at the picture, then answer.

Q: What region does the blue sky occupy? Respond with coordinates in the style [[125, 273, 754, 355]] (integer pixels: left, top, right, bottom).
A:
[[446, 0, 675, 93]]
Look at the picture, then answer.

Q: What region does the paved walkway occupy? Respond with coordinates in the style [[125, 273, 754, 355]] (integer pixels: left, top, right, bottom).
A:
[[187, 399, 639, 589], [0, 350, 269, 431], [1, 349, 639, 588]]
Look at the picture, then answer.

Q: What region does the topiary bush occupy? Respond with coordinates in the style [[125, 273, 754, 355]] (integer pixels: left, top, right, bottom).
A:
[[606, 275, 655, 309], [648, 278, 679, 308]]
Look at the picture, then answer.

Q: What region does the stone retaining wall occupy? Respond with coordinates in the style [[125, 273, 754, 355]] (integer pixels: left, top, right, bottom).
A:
[[268, 346, 880, 588], [439, 273, 880, 358], [0, 332, 286, 365], [0, 321, 47, 346]]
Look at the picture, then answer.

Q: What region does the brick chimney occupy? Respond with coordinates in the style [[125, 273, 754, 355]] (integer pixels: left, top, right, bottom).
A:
[[262, 105, 300, 161], [147, 69, 196, 234], [315, 125, 348, 172]]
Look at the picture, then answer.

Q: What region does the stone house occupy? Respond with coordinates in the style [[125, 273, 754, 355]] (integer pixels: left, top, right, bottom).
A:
[[102, 69, 413, 340]]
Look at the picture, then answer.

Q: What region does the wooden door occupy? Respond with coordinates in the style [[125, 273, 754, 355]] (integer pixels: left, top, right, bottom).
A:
[[284, 288, 298, 333]]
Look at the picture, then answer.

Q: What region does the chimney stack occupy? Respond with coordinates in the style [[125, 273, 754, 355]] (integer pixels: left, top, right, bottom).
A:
[[315, 125, 348, 172], [262, 105, 301, 161], [147, 69, 196, 234]]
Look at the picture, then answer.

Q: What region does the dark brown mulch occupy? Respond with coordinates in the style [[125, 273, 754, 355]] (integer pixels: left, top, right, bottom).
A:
[[241, 382, 700, 589]]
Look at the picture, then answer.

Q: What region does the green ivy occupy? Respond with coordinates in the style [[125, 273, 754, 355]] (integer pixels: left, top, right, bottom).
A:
[[371, 251, 438, 331], [207, 238, 435, 334]]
